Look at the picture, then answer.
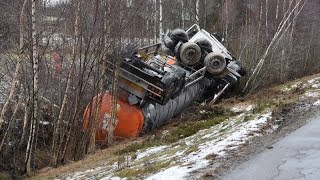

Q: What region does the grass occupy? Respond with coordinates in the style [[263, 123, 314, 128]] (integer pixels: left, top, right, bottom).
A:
[[243, 114, 254, 122], [115, 160, 172, 178], [29, 73, 320, 179], [185, 145, 199, 155], [252, 101, 269, 114], [161, 116, 227, 143], [117, 106, 235, 156]]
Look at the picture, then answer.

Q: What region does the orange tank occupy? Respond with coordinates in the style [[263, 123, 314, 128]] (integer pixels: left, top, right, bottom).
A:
[[83, 92, 144, 143]]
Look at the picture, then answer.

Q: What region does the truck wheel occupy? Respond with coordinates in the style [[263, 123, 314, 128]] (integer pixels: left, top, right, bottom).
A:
[[161, 72, 177, 104], [179, 42, 201, 66], [161, 68, 186, 104], [171, 68, 186, 99], [204, 52, 226, 75]]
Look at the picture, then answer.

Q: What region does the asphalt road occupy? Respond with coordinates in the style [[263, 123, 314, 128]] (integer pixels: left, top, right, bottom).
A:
[[223, 112, 320, 180]]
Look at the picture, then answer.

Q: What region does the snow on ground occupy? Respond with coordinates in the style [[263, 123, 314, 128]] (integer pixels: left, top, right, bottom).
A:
[[305, 91, 320, 97], [302, 77, 320, 100], [230, 104, 254, 113], [146, 112, 272, 180], [281, 76, 320, 105], [65, 111, 274, 180], [61, 75, 320, 180], [136, 146, 168, 160], [313, 100, 320, 106], [281, 76, 320, 92]]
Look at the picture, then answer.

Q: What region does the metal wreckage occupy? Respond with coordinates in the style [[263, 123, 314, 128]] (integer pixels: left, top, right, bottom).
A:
[[83, 25, 246, 143]]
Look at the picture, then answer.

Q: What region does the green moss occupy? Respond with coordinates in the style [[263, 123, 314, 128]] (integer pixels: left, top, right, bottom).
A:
[[243, 114, 254, 122], [185, 145, 199, 154], [115, 168, 142, 178], [117, 140, 163, 155], [115, 160, 172, 178], [118, 107, 234, 156], [252, 102, 269, 114], [152, 161, 172, 171], [161, 116, 226, 143]]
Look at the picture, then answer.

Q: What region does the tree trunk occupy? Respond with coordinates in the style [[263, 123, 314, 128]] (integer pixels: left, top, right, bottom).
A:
[[153, 0, 157, 43], [19, 97, 30, 146], [159, 0, 163, 39], [195, 0, 199, 24], [107, 65, 118, 146], [243, 0, 307, 93], [25, 0, 38, 174], [181, 0, 185, 29], [0, 0, 28, 129], [51, 0, 81, 166]]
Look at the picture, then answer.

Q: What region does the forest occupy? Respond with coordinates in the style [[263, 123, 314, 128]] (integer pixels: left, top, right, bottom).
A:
[[0, 0, 319, 176]]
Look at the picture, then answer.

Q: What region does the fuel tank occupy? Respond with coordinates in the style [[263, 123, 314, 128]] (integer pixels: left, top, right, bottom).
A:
[[83, 78, 211, 142], [83, 92, 144, 142]]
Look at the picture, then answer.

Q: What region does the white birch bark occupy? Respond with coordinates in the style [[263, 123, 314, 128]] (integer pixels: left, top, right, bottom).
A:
[[0, 0, 28, 129], [153, 0, 157, 43], [265, 0, 269, 37], [51, 0, 81, 165], [276, 0, 280, 20], [25, 0, 38, 174], [225, 0, 228, 41], [195, 0, 199, 24], [159, 0, 163, 39], [181, 0, 185, 29], [243, 0, 307, 93], [107, 1, 121, 147]]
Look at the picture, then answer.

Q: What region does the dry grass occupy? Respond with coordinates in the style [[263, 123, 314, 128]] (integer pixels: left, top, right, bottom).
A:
[[30, 73, 320, 179]]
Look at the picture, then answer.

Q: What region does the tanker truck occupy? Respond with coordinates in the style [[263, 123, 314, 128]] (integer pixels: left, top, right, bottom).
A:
[[83, 24, 246, 143]]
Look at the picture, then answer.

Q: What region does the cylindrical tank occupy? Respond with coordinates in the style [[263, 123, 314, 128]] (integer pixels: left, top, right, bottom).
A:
[[83, 93, 144, 143], [83, 78, 211, 143], [142, 78, 210, 132]]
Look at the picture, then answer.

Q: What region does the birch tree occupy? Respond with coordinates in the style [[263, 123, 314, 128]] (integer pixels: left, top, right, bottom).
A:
[[243, 0, 308, 93], [25, 0, 39, 174], [181, 0, 185, 29], [51, 0, 81, 166], [159, 0, 163, 39], [153, 0, 157, 43], [0, 0, 28, 129], [195, 0, 199, 24]]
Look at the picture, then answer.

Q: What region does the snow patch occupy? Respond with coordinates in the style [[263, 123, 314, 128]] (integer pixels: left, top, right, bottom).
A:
[[231, 104, 254, 113], [313, 100, 320, 106], [136, 146, 168, 160], [312, 84, 320, 88], [145, 112, 273, 179], [304, 91, 319, 98], [39, 121, 51, 125], [199, 110, 206, 114]]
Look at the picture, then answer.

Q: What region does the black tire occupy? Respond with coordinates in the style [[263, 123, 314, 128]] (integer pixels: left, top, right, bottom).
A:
[[161, 72, 176, 104], [170, 29, 189, 43], [204, 52, 226, 75], [179, 42, 202, 66], [171, 68, 186, 99], [161, 68, 186, 104], [194, 38, 212, 53]]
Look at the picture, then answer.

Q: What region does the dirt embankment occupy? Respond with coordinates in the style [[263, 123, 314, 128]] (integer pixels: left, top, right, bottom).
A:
[[30, 74, 320, 179]]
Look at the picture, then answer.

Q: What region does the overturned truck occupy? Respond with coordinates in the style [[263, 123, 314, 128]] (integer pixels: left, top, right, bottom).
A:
[[83, 25, 246, 143]]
